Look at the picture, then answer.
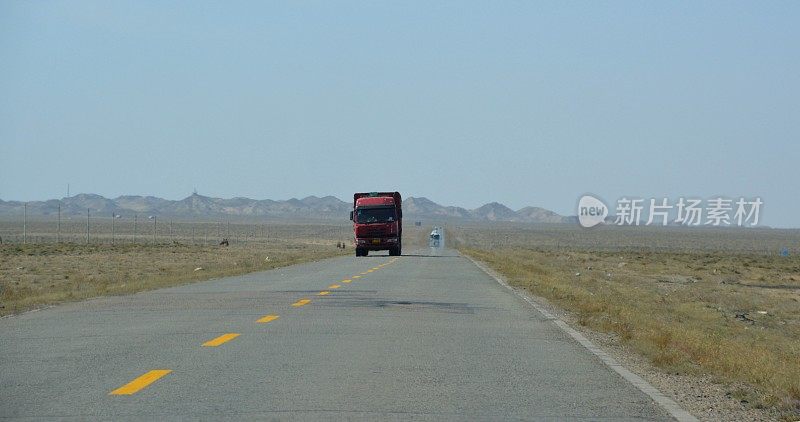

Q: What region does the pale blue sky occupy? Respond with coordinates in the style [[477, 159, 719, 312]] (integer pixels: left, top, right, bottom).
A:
[[1, 1, 798, 226]]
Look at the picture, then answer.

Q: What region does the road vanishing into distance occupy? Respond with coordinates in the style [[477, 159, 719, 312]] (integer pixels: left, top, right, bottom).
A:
[[1, 248, 676, 421]]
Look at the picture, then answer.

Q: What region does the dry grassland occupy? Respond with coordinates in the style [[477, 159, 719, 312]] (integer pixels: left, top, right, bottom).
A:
[[454, 224, 799, 419], [1, 240, 347, 316]]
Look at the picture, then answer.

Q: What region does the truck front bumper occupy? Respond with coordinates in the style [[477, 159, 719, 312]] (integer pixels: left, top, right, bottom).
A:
[[355, 237, 399, 250]]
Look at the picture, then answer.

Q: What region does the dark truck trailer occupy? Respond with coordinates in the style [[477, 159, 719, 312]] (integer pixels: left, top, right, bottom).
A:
[[349, 192, 402, 257]]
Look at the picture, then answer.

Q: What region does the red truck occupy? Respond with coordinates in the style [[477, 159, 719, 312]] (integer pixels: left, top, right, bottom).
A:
[[350, 192, 402, 257]]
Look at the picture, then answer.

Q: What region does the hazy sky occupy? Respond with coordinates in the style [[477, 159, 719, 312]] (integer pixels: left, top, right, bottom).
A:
[[1, 1, 798, 226]]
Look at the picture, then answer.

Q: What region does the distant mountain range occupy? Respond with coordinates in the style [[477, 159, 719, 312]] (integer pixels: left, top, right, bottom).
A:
[[403, 197, 568, 223], [0, 193, 570, 223]]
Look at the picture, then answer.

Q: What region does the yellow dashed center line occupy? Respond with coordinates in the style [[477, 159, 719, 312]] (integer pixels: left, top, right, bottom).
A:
[[110, 370, 172, 395], [292, 299, 311, 307], [256, 314, 279, 323], [114, 261, 407, 397], [202, 333, 240, 347]]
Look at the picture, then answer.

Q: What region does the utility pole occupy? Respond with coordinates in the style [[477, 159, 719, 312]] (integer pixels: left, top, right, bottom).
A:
[[86, 208, 90, 245], [111, 213, 115, 245], [23, 203, 27, 244], [152, 216, 157, 244], [191, 224, 195, 244], [57, 203, 61, 243], [169, 220, 172, 240], [134, 214, 137, 243]]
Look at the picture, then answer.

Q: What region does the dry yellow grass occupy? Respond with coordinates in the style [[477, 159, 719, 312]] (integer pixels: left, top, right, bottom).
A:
[[0, 221, 432, 316], [0, 240, 347, 316], [460, 247, 800, 418]]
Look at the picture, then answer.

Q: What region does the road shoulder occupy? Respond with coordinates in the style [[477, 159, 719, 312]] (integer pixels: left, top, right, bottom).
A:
[[462, 252, 702, 422]]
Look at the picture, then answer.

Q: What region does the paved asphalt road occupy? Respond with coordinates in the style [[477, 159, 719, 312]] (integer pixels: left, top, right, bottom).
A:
[[1, 248, 673, 421]]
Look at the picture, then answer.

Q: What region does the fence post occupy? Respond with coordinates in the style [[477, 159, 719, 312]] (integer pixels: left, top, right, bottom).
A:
[[23, 202, 27, 244], [134, 214, 137, 243], [111, 212, 115, 245], [57, 203, 61, 243], [86, 208, 90, 245]]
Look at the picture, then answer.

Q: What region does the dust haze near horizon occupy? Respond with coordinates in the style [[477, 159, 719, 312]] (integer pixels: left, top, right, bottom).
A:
[[1, 2, 798, 227]]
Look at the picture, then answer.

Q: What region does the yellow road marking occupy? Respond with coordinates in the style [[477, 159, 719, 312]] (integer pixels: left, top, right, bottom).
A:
[[351, 276, 360, 279], [318, 291, 330, 296], [343, 279, 353, 283], [256, 314, 279, 323], [372, 267, 380, 270], [292, 299, 311, 307], [329, 284, 341, 289], [202, 333, 240, 347], [110, 370, 172, 395]]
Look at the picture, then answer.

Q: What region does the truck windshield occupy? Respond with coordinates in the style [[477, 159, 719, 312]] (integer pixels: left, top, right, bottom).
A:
[[356, 206, 396, 223]]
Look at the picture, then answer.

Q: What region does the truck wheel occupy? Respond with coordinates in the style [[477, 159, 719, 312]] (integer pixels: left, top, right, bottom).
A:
[[355, 248, 363, 257]]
